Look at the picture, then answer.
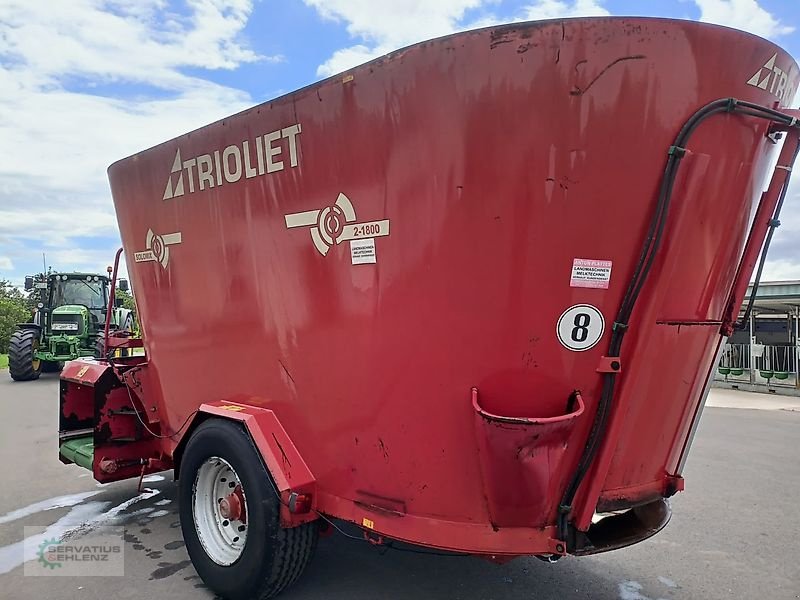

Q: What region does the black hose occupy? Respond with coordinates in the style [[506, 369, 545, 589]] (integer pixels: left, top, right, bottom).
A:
[[614, 99, 732, 323], [737, 100, 799, 123], [558, 98, 799, 543]]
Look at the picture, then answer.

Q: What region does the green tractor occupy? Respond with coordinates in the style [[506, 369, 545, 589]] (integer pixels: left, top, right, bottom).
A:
[[8, 272, 135, 381]]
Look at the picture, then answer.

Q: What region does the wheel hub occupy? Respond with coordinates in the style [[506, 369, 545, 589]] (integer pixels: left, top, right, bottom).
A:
[[218, 486, 246, 522], [31, 339, 40, 371], [192, 457, 248, 566]]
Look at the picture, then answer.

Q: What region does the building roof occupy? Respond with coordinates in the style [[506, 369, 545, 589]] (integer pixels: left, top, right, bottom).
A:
[[742, 281, 800, 315]]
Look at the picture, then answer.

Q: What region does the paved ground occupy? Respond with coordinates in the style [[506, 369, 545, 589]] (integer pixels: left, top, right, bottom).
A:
[[0, 375, 798, 600], [707, 387, 800, 411]]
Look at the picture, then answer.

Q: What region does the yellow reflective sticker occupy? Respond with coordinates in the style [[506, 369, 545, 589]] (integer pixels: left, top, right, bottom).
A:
[[362, 517, 374, 529], [76, 366, 89, 378], [220, 405, 246, 412]]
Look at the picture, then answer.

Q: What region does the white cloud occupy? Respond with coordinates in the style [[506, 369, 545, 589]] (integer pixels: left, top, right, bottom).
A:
[[762, 261, 800, 281], [306, 0, 484, 48], [304, 0, 488, 77], [0, 256, 13, 271], [521, 0, 609, 21], [693, 0, 795, 39], [0, 80, 251, 192], [313, 44, 381, 79], [0, 0, 270, 88], [45, 247, 121, 275], [0, 0, 267, 279], [306, 0, 611, 77]]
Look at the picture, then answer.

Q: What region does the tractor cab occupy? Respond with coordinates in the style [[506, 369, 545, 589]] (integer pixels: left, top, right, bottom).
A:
[[47, 273, 110, 335]]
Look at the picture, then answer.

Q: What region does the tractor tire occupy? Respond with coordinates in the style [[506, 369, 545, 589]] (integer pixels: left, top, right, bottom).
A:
[[96, 336, 130, 359], [8, 329, 42, 381], [179, 419, 318, 600], [95, 337, 106, 360], [42, 361, 64, 373]]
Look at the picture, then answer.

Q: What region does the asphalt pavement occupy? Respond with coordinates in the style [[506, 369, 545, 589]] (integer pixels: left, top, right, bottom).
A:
[[0, 373, 798, 600]]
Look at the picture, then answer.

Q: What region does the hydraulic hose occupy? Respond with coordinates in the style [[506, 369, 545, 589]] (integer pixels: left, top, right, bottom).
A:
[[558, 98, 800, 543]]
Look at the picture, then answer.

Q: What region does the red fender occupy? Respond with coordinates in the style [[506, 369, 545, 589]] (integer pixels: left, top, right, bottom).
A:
[[196, 401, 318, 526]]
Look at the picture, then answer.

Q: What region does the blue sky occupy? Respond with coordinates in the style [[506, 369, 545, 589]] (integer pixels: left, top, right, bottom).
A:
[[1, 0, 800, 286]]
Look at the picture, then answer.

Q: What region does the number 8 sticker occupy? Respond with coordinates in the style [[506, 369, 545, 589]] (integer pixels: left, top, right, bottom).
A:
[[556, 304, 605, 352]]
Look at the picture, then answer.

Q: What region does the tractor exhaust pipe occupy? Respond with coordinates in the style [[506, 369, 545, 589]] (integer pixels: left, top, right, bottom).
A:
[[102, 247, 124, 358]]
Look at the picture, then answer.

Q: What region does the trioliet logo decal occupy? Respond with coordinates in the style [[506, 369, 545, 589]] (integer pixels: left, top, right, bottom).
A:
[[746, 53, 796, 103], [162, 123, 302, 200]]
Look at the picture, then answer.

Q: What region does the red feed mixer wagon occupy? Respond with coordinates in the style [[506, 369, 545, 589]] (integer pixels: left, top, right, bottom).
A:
[[57, 16, 799, 599]]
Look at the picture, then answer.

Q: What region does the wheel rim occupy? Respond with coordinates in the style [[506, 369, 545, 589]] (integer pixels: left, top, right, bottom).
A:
[[192, 457, 248, 566], [31, 339, 40, 371]]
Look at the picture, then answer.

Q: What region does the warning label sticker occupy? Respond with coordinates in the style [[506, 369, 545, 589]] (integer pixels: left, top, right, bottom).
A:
[[350, 238, 377, 264], [570, 258, 612, 289]]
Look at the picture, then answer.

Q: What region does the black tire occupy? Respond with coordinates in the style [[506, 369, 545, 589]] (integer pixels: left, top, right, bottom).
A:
[[8, 329, 42, 381], [179, 419, 318, 600], [96, 316, 133, 359], [42, 361, 64, 373], [94, 337, 106, 359]]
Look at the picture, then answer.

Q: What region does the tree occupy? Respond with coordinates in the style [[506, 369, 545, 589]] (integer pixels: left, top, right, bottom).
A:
[[0, 280, 30, 353], [0, 279, 24, 301], [115, 288, 136, 312]]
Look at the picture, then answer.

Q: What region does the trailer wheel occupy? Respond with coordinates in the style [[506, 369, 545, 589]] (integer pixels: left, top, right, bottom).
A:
[[8, 329, 42, 381], [179, 419, 318, 600]]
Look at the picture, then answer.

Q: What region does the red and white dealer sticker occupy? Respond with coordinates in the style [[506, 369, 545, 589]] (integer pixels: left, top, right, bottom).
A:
[[570, 258, 612, 289]]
